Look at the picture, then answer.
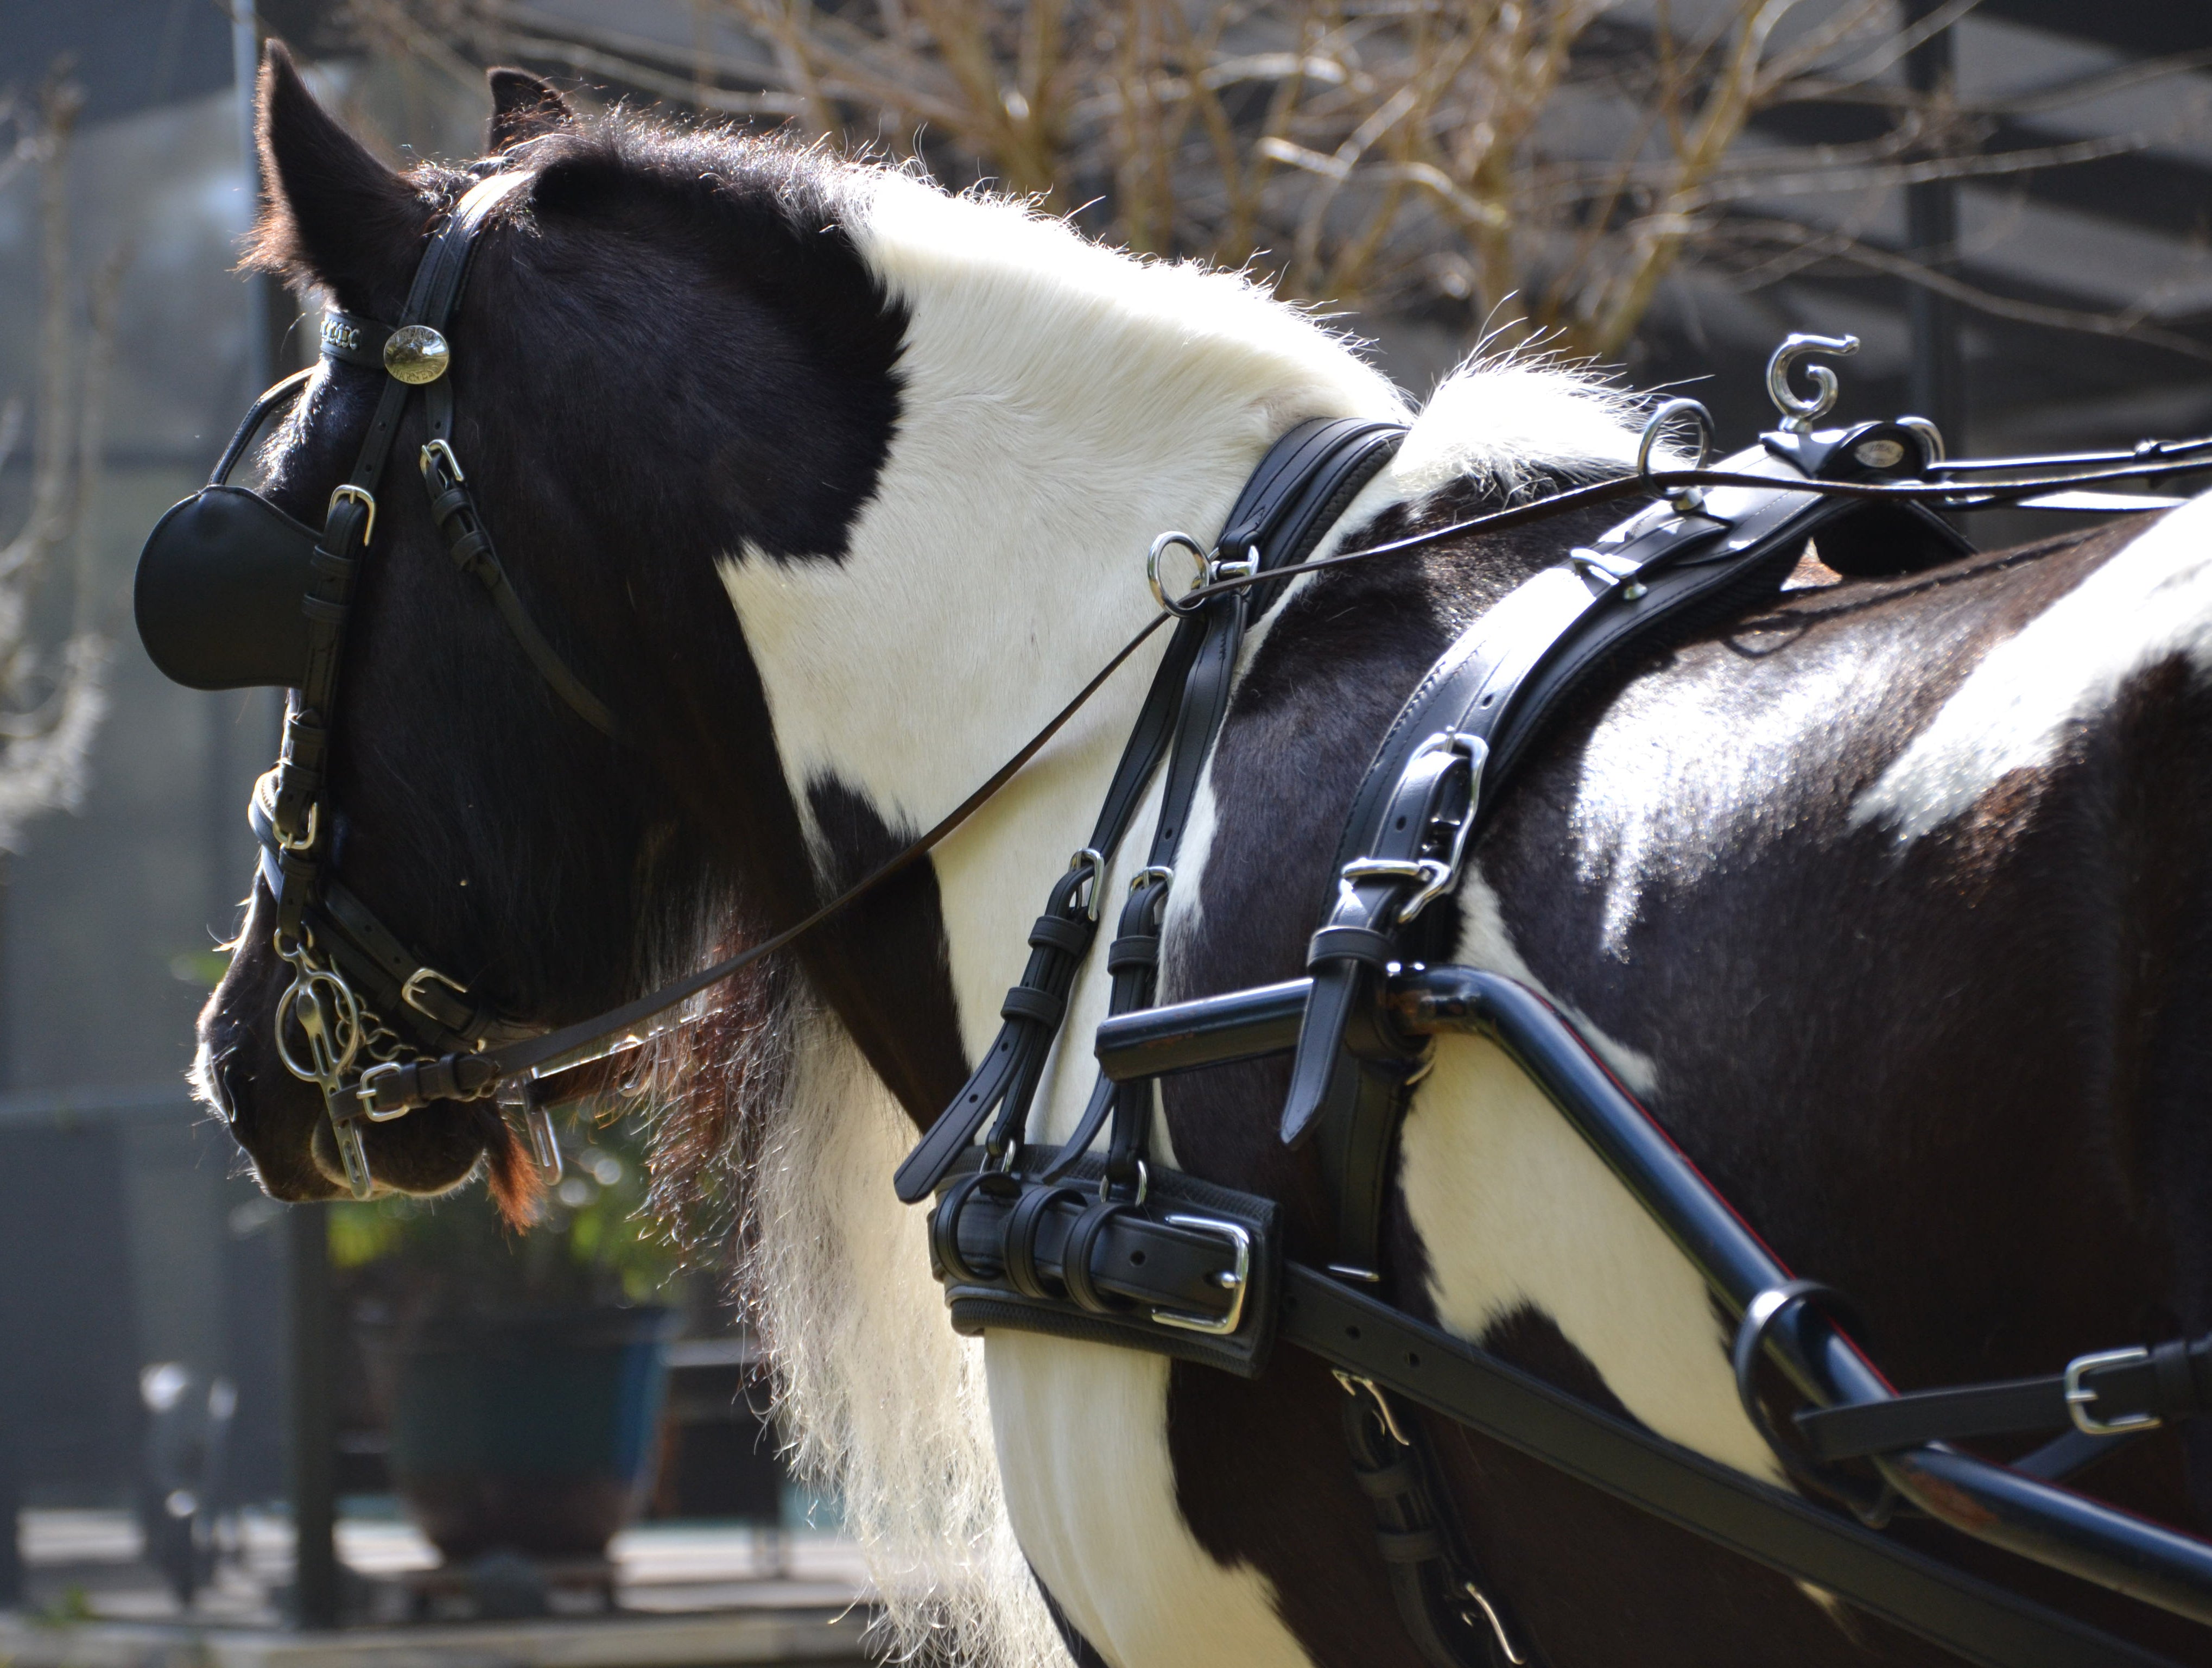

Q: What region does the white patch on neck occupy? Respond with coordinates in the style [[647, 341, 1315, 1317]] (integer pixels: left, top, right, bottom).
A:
[[1852, 491, 2212, 842], [715, 177, 1712, 1665]]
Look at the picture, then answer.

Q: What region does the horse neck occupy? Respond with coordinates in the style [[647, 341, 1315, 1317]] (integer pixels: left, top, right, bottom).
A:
[[720, 180, 1405, 1060]]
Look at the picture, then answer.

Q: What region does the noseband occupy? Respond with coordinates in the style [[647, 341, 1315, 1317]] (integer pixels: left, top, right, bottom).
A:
[[138, 170, 614, 1196]]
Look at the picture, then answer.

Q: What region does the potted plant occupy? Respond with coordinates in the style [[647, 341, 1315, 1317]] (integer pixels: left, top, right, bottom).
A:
[[330, 1110, 687, 1565]]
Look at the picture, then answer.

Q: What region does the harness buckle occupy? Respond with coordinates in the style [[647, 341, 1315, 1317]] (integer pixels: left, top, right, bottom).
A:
[[355, 1060, 417, 1122], [1150, 1212, 1252, 1337], [1067, 847, 1104, 921], [401, 964, 472, 1023], [327, 484, 377, 546], [274, 800, 320, 854], [419, 438, 466, 484], [2064, 1347, 2159, 1437]]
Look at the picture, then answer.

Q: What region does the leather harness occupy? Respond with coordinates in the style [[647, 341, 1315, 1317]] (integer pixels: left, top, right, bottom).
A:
[[132, 170, 2212, 1667]]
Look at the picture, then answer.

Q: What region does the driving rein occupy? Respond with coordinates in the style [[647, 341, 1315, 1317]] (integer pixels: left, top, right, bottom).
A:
[[137, 170, 2212, 1668]]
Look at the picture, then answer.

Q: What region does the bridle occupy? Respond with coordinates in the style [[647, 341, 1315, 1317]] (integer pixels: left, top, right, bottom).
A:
[[136, 151, 2212, 1663], [140, 169, 622, 1194]]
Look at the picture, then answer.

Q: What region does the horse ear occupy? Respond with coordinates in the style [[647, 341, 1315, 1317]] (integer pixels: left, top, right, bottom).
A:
[[247, 42, 423, 319], [487, 68, 574, 151]]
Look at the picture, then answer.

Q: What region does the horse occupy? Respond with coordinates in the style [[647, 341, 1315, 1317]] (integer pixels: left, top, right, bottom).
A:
[[188, 48, 2212, 1668]]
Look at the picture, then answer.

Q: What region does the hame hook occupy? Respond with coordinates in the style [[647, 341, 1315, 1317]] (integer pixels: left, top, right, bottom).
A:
[[1766, 333, 1859, 434]]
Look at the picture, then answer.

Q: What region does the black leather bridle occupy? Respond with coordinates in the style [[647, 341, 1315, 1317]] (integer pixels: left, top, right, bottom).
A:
[[139, 169, 622, 1193], [135, 157, 2212, 1667]]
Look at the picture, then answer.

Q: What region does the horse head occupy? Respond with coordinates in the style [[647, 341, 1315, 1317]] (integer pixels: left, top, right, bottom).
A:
[[193, 48, 913, 1211]]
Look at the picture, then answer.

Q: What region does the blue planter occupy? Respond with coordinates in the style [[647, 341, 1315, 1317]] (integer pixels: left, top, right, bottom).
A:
[[385, 1306, 680, 1560]]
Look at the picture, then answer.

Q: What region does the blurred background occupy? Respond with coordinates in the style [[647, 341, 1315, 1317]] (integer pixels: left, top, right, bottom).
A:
[[0, 0, 2205, 1662]]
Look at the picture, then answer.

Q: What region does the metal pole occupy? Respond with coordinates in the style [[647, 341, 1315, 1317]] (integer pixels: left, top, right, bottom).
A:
[[236, 0, 339, 1631], [1903, 1, 1965, 450]]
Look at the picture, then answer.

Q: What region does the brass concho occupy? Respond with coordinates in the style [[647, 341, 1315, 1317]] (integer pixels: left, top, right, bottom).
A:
[[383, 324, 451, 385]]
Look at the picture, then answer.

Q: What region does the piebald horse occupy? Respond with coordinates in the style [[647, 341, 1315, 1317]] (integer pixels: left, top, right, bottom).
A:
[[194, 53, 2212, 1667]]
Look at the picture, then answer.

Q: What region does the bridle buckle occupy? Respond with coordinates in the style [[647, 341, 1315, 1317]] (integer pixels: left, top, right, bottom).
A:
[[401, 964, 472, 1022], [2064, 1347, 2160, 1437]]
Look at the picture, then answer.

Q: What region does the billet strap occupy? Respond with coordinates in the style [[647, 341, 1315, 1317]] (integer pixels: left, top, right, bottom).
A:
[[1796, 1335, 2212, 1462]]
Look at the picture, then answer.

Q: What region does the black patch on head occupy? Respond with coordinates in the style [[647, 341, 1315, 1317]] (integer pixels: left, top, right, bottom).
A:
[[249, 43, 437, 320], [486, 67, 575, 151], [521, 121, 907, 561]]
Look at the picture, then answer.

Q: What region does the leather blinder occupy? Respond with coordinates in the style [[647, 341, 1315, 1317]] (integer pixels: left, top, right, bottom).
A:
[[135, 486, 322, 691]]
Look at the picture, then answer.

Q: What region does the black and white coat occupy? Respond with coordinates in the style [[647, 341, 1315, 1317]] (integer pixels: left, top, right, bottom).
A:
[[202, 64, 2212, 1668]]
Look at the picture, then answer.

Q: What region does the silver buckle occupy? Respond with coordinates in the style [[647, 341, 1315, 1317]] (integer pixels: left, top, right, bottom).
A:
[[1067, 847, 1104, 921], [401, 965, 470, 1020], [2064, 1347, 2159, 1436], [355, 1060, 414, 1122], [1150, 1213, 1251, 1337]]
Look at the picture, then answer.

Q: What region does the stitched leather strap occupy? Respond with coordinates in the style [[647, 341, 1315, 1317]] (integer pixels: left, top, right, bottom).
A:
[[1797, 1336, 2212, 1462]]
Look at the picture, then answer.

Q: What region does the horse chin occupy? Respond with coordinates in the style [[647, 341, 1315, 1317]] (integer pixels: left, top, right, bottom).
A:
[[306, 1106, 499, 1201]]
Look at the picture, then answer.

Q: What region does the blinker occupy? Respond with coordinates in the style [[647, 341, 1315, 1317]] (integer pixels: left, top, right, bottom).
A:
[[134, 484, 319, 691]]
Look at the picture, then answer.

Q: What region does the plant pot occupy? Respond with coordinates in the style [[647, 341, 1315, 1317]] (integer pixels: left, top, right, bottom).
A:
[[384, 1305, 680, 1561]]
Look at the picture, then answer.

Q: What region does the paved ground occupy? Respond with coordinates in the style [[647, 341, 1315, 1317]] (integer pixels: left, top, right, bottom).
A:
[[3, 1511, 880, 1666]]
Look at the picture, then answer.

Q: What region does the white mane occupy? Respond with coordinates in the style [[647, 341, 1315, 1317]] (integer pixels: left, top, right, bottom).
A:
[[723, 165, 1649, 1668]]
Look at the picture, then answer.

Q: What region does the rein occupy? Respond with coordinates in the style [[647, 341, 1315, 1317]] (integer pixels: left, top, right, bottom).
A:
[[350, 445, 2212, 1120]]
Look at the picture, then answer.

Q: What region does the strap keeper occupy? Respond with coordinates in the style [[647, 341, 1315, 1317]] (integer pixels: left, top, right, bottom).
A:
[[1106, 933, 1159, 973], [1000, 984, 1066, 1028], [1375, 1527, 1445, 1564], [1027, 914, 1091, 956], [1308, 925, 1396, 970]]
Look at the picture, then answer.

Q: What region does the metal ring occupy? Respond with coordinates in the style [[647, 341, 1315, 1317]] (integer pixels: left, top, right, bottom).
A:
[[1146, 532, 1211, 616], [1636, 398, 1715, 480], [1765, 333, 1859, 434], [1731, 1280, 1894, 1526], [328, 484, 377, 545]]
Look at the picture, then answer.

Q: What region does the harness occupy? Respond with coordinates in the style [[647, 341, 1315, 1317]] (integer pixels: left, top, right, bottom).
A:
[[135, 173, 2212, 1668]]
